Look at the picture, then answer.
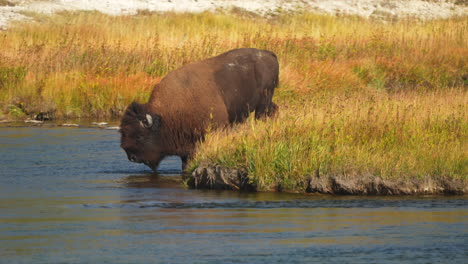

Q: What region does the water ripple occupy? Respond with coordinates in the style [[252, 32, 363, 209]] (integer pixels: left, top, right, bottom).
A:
[[82, 198, 468, 209]]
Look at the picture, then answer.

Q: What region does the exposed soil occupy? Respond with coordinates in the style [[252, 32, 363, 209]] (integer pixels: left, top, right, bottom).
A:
[[189, 164, 468, 195]]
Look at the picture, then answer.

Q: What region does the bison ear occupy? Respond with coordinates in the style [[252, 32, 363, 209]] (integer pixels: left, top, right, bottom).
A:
[[140, 113, 161, 132]]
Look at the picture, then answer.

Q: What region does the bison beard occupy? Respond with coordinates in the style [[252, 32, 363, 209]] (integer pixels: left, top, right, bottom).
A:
[[120, 48, 279, 171]]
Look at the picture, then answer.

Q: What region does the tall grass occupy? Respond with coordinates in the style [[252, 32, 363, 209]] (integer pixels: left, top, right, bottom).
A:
[[0, 10, 466, 187], [0, 11, 466, 118]]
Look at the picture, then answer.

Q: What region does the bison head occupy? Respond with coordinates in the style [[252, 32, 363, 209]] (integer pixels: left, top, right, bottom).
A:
[[120, 102, 162, 171]]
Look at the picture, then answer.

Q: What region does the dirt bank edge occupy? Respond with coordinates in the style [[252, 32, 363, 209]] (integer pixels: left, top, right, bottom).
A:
[[187, 164, 467, 195]]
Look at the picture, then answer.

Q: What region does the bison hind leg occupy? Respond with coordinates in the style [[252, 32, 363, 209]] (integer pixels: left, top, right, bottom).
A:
[[255, 102, 278, 119], [267, 103, 278, 117]]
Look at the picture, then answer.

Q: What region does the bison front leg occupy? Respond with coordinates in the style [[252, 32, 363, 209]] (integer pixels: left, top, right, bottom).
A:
[[181, 155, 189, 171]]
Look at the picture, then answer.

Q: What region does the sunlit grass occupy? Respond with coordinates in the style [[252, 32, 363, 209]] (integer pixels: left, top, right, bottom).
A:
[[0, 10, 466, 187]]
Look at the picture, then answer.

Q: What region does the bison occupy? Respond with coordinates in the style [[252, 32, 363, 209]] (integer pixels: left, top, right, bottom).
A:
[[120, 48, 279, 171]]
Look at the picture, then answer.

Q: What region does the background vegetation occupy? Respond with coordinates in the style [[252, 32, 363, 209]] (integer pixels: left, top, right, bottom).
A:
[[0, 10, 466, 190]]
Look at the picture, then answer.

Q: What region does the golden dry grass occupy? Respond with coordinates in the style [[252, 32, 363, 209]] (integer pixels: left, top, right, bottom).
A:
[[1, 11, 466, 117]]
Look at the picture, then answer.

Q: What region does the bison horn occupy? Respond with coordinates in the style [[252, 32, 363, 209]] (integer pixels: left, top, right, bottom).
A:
[[139, 113, 160, 131], [145, 114, 153, 128]]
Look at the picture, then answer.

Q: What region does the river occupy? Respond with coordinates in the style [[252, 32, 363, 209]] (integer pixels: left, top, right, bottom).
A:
[[0, 125, 467, 263]]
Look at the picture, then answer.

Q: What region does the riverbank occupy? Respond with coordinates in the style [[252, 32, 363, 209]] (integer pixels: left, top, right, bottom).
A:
[[0, 7, 466, 194], [186, 89, 467, 194]]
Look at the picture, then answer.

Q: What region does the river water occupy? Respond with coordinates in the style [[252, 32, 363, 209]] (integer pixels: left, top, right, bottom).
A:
[[0, 125, 467, 264]]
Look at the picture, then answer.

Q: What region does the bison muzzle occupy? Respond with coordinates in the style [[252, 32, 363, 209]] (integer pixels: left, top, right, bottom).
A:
[[120, 48, 279, 171]]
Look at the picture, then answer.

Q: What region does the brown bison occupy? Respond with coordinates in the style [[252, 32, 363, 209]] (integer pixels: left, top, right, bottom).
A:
[[120, 48, 279, 171]]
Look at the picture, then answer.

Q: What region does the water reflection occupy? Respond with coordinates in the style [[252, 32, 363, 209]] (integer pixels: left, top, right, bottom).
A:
[[119, 174, 184, 189]]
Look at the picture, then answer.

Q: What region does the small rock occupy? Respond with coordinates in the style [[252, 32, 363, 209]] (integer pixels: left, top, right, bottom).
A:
[[35, 112, 51, 121], [62, 123, 79, 127], [92, 122, 108, 126], [104, 126, 120, 130], [25, 119, 43, 124]]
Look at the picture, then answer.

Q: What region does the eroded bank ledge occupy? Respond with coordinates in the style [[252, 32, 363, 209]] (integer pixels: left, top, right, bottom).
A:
[[187, 164, 467, 195]]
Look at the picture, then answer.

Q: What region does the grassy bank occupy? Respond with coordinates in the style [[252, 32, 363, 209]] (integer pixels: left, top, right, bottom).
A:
[[1, 10, 466, 191], [191, 91, 467, 192]]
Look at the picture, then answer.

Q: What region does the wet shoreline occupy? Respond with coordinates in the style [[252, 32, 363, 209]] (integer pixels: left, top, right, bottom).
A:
[[0, 119, 120, 130]]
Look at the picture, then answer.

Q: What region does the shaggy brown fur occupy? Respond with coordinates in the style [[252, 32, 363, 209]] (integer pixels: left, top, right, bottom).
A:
[[120, 48, 279, 170]]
